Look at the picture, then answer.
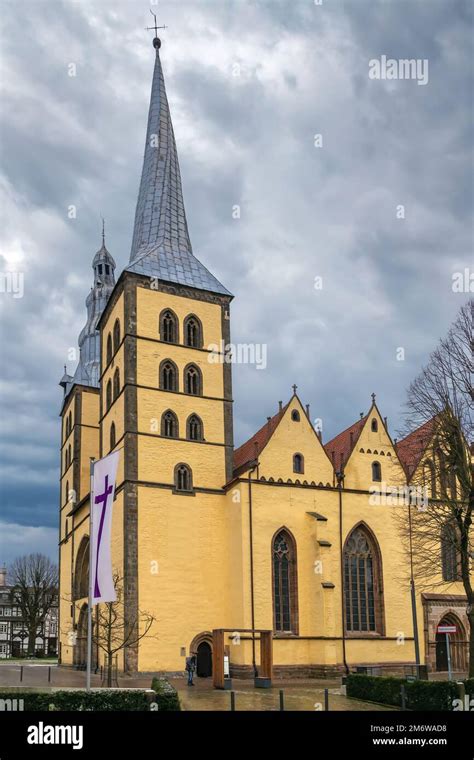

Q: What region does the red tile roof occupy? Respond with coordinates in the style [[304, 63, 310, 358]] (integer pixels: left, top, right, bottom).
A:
[[233, 403, 289, 472], [324, 415, 368, 470], [395, 418, 436, 477]]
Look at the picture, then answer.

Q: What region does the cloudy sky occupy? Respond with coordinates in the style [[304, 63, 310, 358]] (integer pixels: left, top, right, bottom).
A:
[[0, 0, 472, 567]]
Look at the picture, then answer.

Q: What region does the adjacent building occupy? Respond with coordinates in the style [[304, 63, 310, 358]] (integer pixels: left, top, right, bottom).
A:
[[0, 568, 58, 658]]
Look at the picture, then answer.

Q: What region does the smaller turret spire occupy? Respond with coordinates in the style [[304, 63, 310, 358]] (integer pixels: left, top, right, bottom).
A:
[[60, 227, 116, 397]]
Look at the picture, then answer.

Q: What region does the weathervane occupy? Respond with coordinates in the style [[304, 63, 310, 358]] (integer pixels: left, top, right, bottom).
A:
[[146, 8, 167, 48]]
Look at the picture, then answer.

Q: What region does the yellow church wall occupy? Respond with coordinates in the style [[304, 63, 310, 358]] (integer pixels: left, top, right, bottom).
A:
[[257, 399, 334, 486], [100, 292, 124, 370], [136, 486, 230, 672], [136, 287, 224, 349], [137, 435, 226, 489]]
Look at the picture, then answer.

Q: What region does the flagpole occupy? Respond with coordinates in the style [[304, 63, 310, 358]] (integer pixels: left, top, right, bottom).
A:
[[86, 457, 95, 691]]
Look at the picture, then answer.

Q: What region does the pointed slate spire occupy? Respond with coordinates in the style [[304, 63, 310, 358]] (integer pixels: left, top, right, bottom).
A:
[[127, 39, 231, 297]]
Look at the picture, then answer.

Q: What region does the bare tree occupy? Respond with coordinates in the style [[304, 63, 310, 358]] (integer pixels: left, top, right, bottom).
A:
[[9, 553, 58, 657], [93, 574, 156, 686], [397, 299, 473, 676]]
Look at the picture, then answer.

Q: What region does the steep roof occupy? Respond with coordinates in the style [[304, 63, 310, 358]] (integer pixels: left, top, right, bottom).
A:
[[233, 403, 289, 472], [324, 415, 368, 471], [127, 39, 231, 298], [395, 418, 436, 478]]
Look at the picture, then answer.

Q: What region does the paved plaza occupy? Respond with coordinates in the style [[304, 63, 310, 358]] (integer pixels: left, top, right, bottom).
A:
[[0, 663, 396, 711]]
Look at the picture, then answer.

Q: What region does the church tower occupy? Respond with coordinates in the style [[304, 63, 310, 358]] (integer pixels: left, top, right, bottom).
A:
[[97, 34, 233, 672]]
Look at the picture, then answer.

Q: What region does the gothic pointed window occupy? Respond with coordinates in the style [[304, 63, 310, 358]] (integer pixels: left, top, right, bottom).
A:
[[68, 444, 72, 466], [293, 453, 304, 474], [106, 333, 113, 365], [65, 481, 69, 506], [343, 525, 384, 633], [175, 463, 192, 492], [184, 315, 202, 348], [184, 364, 202, 395], [187, 414, 203, 441], [272, 529, 298, 633], [160, 360, 178, 392], [291, 410, 300, 422], [441, 523, 460, 581], [113, 368, 120, 400], [113, 319, 121, 353], [371, 418, 378, 432], [161, 410, 178, 438], [106, 379, 112, 411], [110, 423, 116, 451], [160, 309, 178, 344], [372, 461, 382, 482]]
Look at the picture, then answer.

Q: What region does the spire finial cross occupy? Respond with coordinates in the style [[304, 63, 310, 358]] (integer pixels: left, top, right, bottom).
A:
[[146, 8, 167, 42], [101, 216, 105, 246], [292, 384, 297, 395], [371, 392, 376, 403]]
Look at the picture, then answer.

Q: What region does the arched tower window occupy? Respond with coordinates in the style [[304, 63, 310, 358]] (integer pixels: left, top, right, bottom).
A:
[[272, 528, 298, 634], [113, 368, 120, 400], [174, 463, 193, 492], [160, 309, 178, 344], [110, 422, 116, 451], [160, 360, 178, 392], [68, 444, 72, 466], [113, 319, 121, 353], [184, 364, 202, 396], [293, 453, 304, 474], [343, 525, 384, 633], [184, 315, 202, 348], [371, 461, 382, 482], [291, 410, 300, 422], [187, 414, 203, 441], [161, 410, 178, 438], [65, 480, 69, 505], [371, 418, 378, 432], [441, 523, 460, 581], [106, 379, 112, 411], [106, 333, 112, 365]]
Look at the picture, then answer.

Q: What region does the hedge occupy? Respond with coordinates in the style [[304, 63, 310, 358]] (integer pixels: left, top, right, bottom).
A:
[[346, 674, 461, 711], [0, 689, 154, 712], [151, 678, 181, 711], [464, 679, 474, 699]]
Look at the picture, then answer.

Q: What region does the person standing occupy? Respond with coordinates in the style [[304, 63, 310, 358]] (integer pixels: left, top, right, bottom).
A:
[[185, 653, 196, 685]]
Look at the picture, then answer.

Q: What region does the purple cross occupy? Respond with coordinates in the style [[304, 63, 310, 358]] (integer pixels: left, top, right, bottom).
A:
[[93, 475, 113, 598]]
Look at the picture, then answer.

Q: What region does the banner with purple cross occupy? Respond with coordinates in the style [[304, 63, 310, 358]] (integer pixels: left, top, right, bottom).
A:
[[90, 450, 120, 605]]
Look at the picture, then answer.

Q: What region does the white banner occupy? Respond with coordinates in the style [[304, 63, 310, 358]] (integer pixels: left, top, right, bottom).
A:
[[90, 451, 120, 605]]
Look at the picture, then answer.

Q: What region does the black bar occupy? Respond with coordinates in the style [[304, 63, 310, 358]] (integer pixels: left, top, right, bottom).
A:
[[279, 689, 284, 711]]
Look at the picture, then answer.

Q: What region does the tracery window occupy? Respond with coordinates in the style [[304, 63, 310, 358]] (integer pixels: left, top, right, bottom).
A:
[[343, 526, 383, 633], [272, 529, 298, 633]]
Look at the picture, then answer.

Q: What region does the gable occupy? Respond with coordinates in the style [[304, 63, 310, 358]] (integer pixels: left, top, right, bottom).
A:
[[343, 404, 406, 489], [256, 397, 334, 485]]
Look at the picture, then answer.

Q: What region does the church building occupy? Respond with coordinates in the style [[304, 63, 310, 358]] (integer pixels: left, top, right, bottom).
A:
[[58, 35, 468, 679]]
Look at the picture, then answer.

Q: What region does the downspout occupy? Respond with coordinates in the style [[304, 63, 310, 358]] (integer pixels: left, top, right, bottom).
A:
[[337, 470, 349, 674], [248, 462, 258, 678]]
